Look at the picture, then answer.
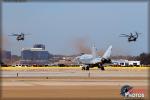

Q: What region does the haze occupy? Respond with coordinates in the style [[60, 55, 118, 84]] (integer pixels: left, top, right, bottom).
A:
[[2, 2, 148, 56]]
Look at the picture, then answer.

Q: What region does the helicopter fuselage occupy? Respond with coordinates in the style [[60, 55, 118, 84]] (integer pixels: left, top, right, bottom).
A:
[[128, 37, 137, 42], [16, 34, 24, 41]]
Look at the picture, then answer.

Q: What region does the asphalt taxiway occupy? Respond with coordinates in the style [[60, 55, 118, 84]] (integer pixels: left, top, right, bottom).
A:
[[1, 68, 149, 100], [1, 70, 148, 77]]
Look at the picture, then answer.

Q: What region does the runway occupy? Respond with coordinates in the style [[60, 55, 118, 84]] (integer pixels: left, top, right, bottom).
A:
[[2, 77, 148, 86], [1, 68, 149, 100], [1, 70, 148, 77], [1, 78, 148, 100]]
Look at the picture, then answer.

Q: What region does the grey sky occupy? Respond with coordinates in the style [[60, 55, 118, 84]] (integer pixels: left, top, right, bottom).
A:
[[2, 2, 148, 56]]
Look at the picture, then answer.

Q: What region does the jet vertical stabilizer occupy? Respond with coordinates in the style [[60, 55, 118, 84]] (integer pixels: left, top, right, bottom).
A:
[[91, 44, 97, 58], [102, 45, 112, 59]]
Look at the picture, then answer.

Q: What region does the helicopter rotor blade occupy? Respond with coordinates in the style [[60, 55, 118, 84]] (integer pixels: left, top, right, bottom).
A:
[[8, 33, 18, 36], [23, 33, 31, 35], [120, 34, 130, 37], [135, 32, 138, 38], [130, 33, 133, 36], [8, 35, 14, 36], [134, 32, 142, 38], [119, 35, 129, 37]]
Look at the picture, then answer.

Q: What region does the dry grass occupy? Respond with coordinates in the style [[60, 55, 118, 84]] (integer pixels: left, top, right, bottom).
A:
[[0, 66, 149, 72]]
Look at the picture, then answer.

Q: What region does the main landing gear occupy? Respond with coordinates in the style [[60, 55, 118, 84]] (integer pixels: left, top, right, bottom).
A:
[[81, 65, 89, 71], [98, 63, 105, 71]]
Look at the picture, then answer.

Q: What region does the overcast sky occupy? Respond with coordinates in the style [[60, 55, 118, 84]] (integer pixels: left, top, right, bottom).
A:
[[2, 2, 148, 56]]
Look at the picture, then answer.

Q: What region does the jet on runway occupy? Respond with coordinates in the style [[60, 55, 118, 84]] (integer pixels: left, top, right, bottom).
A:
[[75, 45, 112, 71]]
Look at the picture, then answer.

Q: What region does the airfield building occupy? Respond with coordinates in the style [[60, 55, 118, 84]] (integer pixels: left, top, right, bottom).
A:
[[21, 48, 50, 60], [20, 44, 52, 66], [112, 59, 140, 66]]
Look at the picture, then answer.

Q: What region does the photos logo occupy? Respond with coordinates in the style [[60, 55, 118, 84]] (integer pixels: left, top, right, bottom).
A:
[[120, 85, 144, 98]]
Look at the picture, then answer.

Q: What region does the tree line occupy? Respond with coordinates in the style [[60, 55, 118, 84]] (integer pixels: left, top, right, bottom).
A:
[[135, 53, 150, 65]]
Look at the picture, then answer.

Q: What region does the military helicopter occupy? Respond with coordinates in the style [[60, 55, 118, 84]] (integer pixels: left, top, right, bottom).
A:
[[8, 33, 30, 41], [120, 32, 141, 42]]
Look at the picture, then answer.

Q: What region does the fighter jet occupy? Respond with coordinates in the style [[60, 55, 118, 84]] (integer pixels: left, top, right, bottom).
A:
[[75, 45, 112, 70]]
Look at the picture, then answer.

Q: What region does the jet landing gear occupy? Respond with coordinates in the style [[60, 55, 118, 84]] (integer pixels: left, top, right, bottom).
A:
[[81, 65, 89, 71], [98, 64, 105, 71]]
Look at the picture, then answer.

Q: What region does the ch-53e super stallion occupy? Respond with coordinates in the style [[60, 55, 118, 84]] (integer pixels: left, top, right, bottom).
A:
[[8, 33, 30, 41]]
